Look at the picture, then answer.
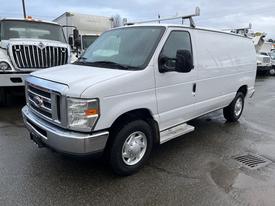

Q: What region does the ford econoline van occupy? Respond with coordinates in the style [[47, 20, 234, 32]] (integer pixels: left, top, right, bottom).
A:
[[22, 17, 257, 175]]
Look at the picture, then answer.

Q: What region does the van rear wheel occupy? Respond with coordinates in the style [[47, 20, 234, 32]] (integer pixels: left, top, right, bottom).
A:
[[109, 119, 153, 176], [223, 92, 244, 122]]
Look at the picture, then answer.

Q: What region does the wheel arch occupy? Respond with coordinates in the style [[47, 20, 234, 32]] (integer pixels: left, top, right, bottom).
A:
[[106, 108, 160, 149], [237, 85, 248, 97]]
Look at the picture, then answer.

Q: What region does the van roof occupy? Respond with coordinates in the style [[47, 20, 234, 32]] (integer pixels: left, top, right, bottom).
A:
[[121, 23, 250, 39]]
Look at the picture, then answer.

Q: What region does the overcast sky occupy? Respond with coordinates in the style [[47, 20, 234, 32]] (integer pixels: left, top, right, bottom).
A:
[[1, 0, 275, 38]]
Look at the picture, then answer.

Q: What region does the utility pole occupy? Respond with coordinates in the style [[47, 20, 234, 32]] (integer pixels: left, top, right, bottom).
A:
[[22, 0, 26, 18]]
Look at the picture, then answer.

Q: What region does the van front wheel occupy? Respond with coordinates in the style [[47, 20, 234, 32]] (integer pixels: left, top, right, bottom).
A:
[[223, 92, 244, 122], [109, 120, 153, 176]]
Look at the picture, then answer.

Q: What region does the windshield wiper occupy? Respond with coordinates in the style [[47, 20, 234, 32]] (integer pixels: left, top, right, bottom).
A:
[[90, 61, 131, 70]]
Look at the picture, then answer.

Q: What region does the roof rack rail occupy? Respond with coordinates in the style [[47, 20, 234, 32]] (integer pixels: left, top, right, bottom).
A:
[[222, 23, 252, 37], [124, 7, 200, 28]]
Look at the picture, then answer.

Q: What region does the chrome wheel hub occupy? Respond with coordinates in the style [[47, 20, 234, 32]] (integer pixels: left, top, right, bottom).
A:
[[234, 97, 243, 117], [122, 131, 147, 166]]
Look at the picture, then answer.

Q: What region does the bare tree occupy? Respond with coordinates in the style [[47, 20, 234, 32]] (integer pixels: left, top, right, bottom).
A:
[[112, 14, 123, 28]]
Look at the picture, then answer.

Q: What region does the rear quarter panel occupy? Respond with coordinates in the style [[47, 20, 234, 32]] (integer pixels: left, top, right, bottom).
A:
[[193, 30, 257, 115]]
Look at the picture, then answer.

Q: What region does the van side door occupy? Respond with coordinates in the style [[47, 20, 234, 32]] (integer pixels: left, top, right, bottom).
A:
[[154, 28, 197, 131]]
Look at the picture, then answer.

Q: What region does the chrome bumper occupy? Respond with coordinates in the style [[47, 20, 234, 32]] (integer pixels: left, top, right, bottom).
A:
[[22, 106, 109, 155], [0, 73, 28, 87]]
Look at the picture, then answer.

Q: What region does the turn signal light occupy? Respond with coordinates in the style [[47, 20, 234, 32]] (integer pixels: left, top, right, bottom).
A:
[[85, 109, 98, 116]]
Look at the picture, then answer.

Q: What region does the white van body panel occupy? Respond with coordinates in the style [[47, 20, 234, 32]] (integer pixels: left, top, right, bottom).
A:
[[81, 65, 159, 130], [193, 29, 256, 117]]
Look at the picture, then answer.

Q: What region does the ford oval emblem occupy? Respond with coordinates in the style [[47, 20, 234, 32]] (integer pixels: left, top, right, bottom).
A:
[[33, 96, 43, 108]]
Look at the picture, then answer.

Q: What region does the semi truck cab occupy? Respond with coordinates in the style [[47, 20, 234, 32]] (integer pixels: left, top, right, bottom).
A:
[[0, 18, 71, 104]]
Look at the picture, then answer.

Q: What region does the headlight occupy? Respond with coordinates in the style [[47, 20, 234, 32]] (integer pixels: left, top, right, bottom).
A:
[[0, 61, 11, 71], [67, 98, 100, 132]]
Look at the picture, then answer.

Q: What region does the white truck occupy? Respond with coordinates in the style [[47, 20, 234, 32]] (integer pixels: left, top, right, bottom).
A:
[[259, 42, 275, 75], [54, 12, 113, 55], [252, 33, 273, 75], [0, 18, 71, 105], [22, 9, 257, 175]]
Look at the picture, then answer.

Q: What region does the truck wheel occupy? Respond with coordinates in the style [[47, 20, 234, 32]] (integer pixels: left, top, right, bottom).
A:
[[109, 119, 153, 176], [269, 68, 275, 76], [223, 92, 244, 122], [0, 88, 8, 107]]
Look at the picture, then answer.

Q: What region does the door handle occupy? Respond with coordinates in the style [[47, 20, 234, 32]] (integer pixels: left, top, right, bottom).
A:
[[192, 83, 196, 95]]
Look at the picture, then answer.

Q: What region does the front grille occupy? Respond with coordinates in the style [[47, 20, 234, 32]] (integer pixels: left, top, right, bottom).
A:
[[27, 83, 61, 123], [12, 45, 68, 69], [263, 57, 270, 63]]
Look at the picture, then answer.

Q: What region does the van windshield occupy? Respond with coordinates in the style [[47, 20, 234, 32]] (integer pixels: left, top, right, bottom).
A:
[[0, 20, 66, 43], [76, 26, 165, 70]]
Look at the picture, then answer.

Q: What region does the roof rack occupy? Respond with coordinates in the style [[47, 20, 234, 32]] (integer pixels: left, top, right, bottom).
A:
[[124, 7, 200, 28], [222, 23, 252, 37]]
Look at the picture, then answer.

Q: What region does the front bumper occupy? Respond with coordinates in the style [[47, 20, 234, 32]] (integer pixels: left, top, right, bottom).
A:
[[0, 73, 29, 87], [22, 106, 109, 155], [257, 66, 272, 71]]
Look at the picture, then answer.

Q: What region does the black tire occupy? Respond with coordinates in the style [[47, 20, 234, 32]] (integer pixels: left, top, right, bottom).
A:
[[223, 92, 245, 122], [269, 68, 275, 76], [0, 88, 8, 107], [109, 119, 153, 176]]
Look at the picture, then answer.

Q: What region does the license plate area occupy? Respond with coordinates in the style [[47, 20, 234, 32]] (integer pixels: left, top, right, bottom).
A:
[[30, 133, 45, 148]]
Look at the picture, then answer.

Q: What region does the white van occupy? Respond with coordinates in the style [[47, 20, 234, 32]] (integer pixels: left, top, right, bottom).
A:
[[22, 17, 257, 175]]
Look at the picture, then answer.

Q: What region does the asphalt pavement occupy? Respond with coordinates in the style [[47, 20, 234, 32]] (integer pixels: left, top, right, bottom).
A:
[[0, 75, 275, 206]]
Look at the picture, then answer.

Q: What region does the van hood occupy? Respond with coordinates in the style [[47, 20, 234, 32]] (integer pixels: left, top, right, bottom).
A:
[[31, 64, 131, 96]]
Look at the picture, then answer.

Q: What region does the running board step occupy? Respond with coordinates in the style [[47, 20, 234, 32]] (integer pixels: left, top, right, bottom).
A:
[[160, 123, 195, 144]]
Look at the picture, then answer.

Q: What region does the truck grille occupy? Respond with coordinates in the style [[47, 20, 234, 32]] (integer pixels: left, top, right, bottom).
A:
[[12, 45, 68, 69], [27, 83, 61, 123], [263, 57, 270, 63]]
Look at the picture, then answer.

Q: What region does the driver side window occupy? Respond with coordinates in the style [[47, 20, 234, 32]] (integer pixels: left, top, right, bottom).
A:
[[160, 31, 192, 69]]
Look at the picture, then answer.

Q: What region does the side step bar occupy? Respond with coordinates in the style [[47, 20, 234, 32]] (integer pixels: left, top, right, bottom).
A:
[[160, 123, 195, 144]]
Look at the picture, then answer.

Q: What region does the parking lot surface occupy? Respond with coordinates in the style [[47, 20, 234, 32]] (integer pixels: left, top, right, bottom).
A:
[[0, 76, 275, 206]]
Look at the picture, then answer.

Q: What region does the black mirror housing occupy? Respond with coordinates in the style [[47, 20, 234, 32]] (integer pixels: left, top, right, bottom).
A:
[[68, 36, 73, 47], [175, 50, 194, 73], [73, 29, 79, 40], [74, 38, 81, 48]]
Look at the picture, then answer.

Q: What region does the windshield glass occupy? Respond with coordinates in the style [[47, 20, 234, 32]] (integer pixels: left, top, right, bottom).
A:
[[78, 26, 165, 70], [82, 35, 98, 50], [1, 20, 66, 43]]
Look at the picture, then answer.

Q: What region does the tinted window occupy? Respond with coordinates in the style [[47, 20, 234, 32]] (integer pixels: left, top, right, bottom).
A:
[[82, 35, 98, 50], [159, 31, 192, 71], [161, 31, 192, 59]]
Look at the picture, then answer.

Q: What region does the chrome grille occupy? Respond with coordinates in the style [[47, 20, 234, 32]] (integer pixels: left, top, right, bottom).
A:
[[27, 83, 61, 123], [263, 57, 270, 63], [12, 45, 68, 69]]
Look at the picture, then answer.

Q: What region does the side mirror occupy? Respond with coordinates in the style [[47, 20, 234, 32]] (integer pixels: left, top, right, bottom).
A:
[[73, 29, 79, 40], [68, 36, 73, 47], [175, 50, 194, 73], [74, 37, 81, 48]]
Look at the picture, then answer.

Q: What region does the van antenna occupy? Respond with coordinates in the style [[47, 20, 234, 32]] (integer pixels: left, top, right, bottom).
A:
[[124, 7, 200, 28]]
